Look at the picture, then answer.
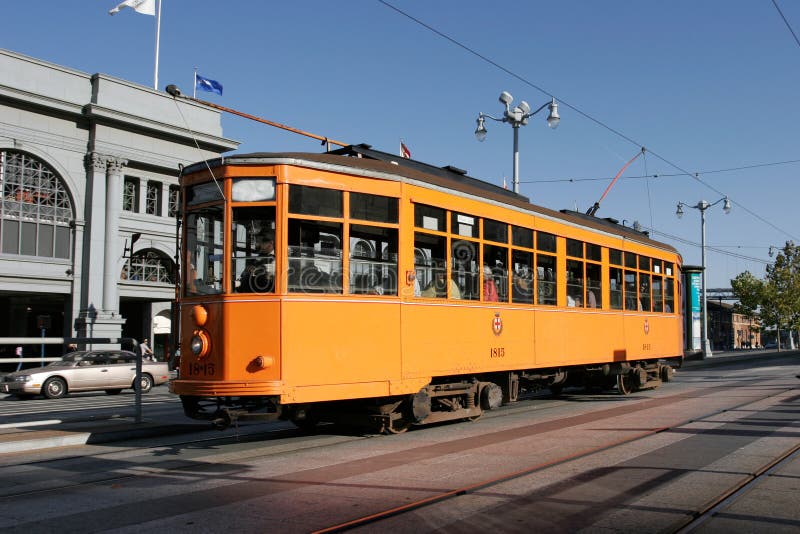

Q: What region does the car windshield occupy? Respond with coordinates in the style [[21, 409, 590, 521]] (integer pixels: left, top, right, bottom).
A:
[[48, 355, 82, 367]]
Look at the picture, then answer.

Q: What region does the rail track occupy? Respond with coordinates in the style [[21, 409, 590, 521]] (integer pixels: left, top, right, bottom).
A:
[[1, 370, 797, 533]]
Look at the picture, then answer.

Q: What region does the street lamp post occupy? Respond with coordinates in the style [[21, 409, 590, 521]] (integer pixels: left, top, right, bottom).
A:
[[676, 197, 732, 358], [475, 91, 560, 194]]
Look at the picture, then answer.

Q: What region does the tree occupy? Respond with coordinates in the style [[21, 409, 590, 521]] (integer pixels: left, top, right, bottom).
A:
[[732, 241, 800, 350], [764, 241, 800, 349]]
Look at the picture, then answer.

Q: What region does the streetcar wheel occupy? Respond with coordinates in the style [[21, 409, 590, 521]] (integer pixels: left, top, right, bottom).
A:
[[617, 372, 635, 396], [105, 389, 123, 395], [135, 374, 153, 394], [660, 365, 674, 383], [42, 377, 67, 399], [386, 416, 411, 434]]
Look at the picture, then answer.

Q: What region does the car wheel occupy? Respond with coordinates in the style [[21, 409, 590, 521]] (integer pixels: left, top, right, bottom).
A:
[[43, 377, 67, 399], [135, 374, 153, 394], [105, 389, 123, 395]]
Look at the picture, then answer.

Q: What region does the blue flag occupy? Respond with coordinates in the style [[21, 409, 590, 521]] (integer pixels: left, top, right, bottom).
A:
[[195, 74, 223, 96]]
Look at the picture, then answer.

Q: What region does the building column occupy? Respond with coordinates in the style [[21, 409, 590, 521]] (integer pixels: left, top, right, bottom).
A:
[[74, 153, 125, 348], [139, 179, 148, 214], [161, 182, 170, 218], [103, 156, 126, 313]]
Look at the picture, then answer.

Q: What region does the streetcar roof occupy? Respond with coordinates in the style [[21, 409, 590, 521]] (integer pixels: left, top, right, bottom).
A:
[[183, 145, 678, 255]]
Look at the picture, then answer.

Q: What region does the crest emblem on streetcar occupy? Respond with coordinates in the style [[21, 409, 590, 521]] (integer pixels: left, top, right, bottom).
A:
[[644, 319, 650, 335], [492, 313, 503, 335]]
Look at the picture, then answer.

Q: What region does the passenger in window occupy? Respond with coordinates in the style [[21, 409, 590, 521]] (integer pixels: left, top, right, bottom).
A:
[[240, 233, 275, 292], [483, 266, 499, 302], [422, 270, 461, 298], [587, 290, 597, 308]]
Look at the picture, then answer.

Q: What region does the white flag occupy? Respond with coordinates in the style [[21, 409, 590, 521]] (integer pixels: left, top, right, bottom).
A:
[[109, 0, 156, 16]]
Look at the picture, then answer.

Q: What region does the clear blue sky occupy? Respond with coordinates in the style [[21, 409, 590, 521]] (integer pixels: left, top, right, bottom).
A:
[[4, 1, 799, 288]]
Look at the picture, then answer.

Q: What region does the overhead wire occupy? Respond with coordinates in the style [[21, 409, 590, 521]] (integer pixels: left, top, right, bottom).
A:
[[524, 157, 800, 183], [772, 0, 800, 50], [377, 0, 800, 243]]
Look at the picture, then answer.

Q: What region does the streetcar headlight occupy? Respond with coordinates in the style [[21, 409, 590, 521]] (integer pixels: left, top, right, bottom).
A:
[[190, 330, 211, 358], [190, 335, 203, 355]]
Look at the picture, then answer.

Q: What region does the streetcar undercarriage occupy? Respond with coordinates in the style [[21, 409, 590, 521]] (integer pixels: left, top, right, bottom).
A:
[[180, 357, 681, 433]]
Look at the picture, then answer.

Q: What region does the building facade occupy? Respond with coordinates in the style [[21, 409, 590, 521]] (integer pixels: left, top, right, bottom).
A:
[[0, 49, 238, 361], [707, 300, 761, 351]]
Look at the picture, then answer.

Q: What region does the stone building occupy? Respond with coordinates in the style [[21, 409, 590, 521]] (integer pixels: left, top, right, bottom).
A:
[[0, 49, 237, 361]]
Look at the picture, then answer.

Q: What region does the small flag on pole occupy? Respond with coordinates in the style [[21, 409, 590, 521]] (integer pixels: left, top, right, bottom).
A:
[[400, 141, 411, 159], [109, 0, 155, 16], [195, 74, 223, 96]]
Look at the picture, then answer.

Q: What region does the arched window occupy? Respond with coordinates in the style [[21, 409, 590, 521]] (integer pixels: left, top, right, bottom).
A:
[[121, 249, 175, 284], [0, 150, 73, 258]]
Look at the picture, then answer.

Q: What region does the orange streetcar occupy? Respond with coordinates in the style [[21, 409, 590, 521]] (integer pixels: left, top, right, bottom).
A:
[[171, 145, 683, 432]]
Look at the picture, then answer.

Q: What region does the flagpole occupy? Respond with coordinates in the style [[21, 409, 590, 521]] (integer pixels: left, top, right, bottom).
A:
[[193, 67, 197, 98], [153, 0, 162, 90]]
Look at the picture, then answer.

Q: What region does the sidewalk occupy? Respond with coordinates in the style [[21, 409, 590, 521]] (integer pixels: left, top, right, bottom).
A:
[[1, 349, 797, 455]]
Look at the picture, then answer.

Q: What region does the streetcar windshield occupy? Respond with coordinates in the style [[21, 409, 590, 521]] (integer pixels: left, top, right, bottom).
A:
[[185, 207, 224, 296]]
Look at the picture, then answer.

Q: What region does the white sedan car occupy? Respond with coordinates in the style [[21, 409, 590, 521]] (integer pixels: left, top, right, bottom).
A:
[[0, 350, 170, 399]]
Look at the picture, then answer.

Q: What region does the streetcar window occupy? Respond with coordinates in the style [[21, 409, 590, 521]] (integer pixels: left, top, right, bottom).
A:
[[609, 249, 622, 265], [567, 259, 584, 307], [652, 259, 662, 274], [639, 255, 651, 271], [350, 193, 398, 223], [610, 267, 623, 310], [639, 273, 651, 311], [652, 276, 664, 312], [567, 239, 583, 258], [665, 263, 674, 276], [484, 244, 509, 301], [415, 233, 448, 298], [185, 207, 224, 296], [415, 204, 446, 232], [289, 185, 342, 217], [231, 177, 276, 202], [231, 206, 276, 294], [186, 181, 223, 207], [452, 213, 479, 238], [537, 232, 556, 253], [349, 225, 398, 296], [624, 271, 638, 310], [452, 240, 479, 300], [586, 262, 601, 308], [665, 278, 675, 312], [512, 226, 533, 248], [586, 243, 602, 262], [537, 253, 556, 305], [624, 252, 637, 268], [511, 250, 534, 304], [483, 219, 508, 243], [287, 220, 342, 293]]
